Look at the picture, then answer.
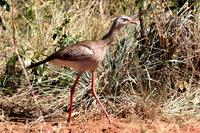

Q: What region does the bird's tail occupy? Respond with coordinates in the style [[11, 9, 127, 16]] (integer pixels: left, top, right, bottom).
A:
[[26, 59, 50, 69]]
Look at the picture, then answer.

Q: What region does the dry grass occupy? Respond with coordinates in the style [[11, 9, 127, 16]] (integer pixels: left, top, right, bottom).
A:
[[0, 0, 199, 126]]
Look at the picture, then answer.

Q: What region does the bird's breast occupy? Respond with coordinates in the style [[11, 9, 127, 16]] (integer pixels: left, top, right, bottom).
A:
[[93, 45, 108, 62]]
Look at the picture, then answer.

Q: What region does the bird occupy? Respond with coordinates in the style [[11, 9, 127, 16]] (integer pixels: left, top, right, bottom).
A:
[[27, 15, 138, 123]]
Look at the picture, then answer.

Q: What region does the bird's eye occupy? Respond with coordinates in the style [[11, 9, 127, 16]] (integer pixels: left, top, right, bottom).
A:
[[122, 18, 128, 22]]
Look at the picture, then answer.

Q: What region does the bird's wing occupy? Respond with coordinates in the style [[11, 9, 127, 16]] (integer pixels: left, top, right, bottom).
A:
[[49, 42, 95, 61]]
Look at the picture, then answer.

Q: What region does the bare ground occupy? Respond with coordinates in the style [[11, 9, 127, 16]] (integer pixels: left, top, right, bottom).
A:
[[0, 114, 199, 133]]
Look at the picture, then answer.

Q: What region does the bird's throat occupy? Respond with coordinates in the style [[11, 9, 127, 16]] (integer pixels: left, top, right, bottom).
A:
[[101, 20, 120, 45]]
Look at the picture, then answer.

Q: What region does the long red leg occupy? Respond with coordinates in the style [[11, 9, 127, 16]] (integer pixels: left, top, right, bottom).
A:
[[91, 72, 112, 123], [68, 73, 82, 123]]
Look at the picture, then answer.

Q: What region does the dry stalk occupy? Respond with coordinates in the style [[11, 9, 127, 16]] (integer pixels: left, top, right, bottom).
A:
[[10, 0, 43, 121]]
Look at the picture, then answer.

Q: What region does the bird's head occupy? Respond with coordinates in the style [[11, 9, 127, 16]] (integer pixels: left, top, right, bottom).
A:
[[101, 15, 139, 41], [114, 15, 139, 29]]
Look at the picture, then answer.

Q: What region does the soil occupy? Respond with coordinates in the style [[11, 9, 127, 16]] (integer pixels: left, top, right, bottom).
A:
[[0, 115, 199, 133]]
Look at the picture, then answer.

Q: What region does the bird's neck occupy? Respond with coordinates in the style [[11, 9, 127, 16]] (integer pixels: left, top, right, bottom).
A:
[[101, 21, 120, 45]]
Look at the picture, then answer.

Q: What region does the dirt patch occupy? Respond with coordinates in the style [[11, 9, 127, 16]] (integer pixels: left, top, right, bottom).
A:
[[0, 116, 199, 133]]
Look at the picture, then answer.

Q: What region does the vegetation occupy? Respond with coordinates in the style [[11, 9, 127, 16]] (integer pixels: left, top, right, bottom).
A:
[[0, 0, 199, 125]]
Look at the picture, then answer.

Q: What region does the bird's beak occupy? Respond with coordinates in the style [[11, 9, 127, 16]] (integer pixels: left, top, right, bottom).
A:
[[130, 20, 139, 24], [130, 16, 139, 25], [130, 19, 139, 24]]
